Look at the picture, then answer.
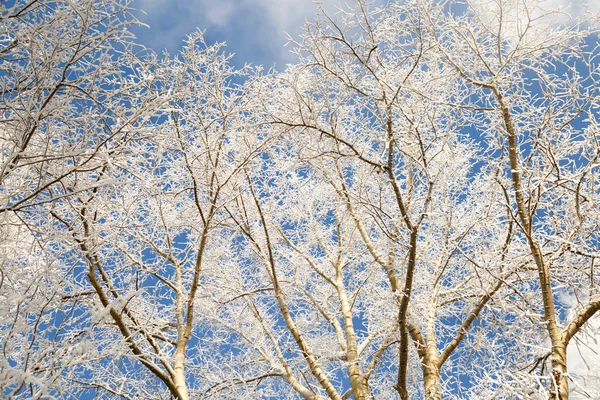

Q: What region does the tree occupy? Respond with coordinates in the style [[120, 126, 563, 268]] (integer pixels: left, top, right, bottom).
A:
[[422, 0, 600, 397], [41, 32, 268, 399], [227, 0, 600, 397], [0, 1, 164, 397], [252, 2, 533, 397]]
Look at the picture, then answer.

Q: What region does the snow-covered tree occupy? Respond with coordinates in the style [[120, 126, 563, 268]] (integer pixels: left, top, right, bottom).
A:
[[2, 0, 599, 399], [422, 0, 600, 397]]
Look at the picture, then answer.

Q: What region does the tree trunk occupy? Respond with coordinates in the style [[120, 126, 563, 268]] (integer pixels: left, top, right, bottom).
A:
[[550, 344, 568, 400], [338, 286, 369, 400], [492, 88, 568, 400], [423, 357, 441, 400], [173, 349, 190, 400]]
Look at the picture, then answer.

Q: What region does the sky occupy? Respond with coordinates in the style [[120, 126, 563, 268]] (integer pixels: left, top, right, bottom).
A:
[[129, 0, 342, 68]]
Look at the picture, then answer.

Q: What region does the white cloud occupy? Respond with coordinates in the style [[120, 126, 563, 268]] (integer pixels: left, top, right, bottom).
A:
[[542, 0, 600, 17]]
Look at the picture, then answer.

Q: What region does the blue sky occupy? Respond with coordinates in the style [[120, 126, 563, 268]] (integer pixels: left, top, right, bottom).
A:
[[129, 0, 342, 68]]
